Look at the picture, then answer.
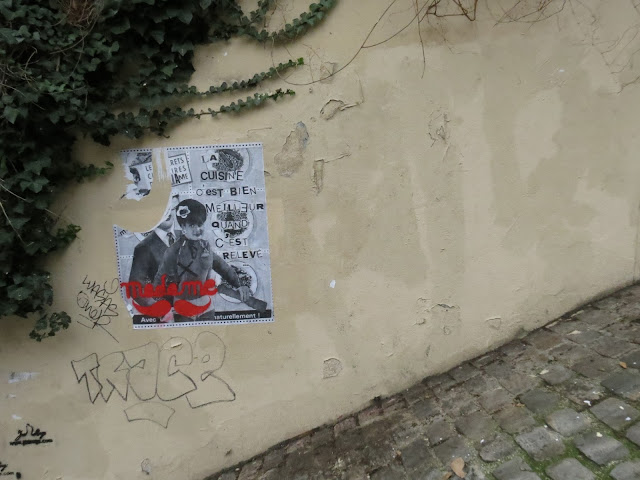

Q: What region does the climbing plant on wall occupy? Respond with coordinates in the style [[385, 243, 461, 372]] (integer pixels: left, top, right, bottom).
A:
[[0, 0, 336, 340]]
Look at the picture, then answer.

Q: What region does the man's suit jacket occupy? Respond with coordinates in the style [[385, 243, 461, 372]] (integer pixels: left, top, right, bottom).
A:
[[128, 231, 169, 285]]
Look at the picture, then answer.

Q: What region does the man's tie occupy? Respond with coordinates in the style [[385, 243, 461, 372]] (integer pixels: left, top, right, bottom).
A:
[[167, 231, 175, 246]]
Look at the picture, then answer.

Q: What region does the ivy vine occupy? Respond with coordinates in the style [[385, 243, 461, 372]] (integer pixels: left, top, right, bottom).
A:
[[0, 0, 336, 340]]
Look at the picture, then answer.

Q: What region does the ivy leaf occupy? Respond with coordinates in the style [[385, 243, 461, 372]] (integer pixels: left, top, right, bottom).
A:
[[3, 106, 20, 124], [171, 41, 194, 56], [150, 30, 164, 44], [26, 158, 51, 174], [26, 177, 49, 193], [8, 285, 31, 302], [111, 17, 131, 34], [7, 216, 29, 230], [178, 10, 193, 24]]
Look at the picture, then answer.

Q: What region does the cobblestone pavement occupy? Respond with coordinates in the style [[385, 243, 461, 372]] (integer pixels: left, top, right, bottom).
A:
[[205, 284, 640, 480]]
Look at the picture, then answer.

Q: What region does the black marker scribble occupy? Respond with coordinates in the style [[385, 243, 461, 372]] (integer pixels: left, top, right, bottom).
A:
[[70, 332, 235, 428], [9, 424, 53, 446], [0, 460, 21, 478], [76, 275, 120, 343]]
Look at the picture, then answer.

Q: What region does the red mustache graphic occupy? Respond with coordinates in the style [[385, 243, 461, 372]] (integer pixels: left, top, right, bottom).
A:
[[133, 299, 172, 317], [174, 298, 212, 317], [132, 297, 213, 318]]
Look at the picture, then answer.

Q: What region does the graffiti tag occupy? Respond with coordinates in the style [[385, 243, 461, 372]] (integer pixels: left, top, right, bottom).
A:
[[9, 424, 52, 446], [77, 275, 119, 342], [71, 332, 235, 428]]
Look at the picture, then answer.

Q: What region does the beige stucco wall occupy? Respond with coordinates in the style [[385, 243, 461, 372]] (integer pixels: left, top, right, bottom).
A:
[[3, 1, 640, 478]]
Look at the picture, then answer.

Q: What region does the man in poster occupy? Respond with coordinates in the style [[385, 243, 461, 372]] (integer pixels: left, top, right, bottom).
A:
[[128, 196, 179, 290]]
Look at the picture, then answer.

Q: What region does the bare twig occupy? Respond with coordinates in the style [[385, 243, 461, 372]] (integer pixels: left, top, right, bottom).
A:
[[415, 0, 427, 78], [0, 180, 65, 220], [276, 0, 478, 87], [0, 199, 26, 245]]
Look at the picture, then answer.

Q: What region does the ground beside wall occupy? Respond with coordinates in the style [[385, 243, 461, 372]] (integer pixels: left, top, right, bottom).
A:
[[204, 283, 640, 480]]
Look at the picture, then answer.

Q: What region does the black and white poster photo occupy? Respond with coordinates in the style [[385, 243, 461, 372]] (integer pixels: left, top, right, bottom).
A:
[[114, 143, 274, 329]]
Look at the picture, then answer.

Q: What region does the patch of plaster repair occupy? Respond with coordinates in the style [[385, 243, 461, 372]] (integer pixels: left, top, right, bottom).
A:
[[415, 297, 429, 325], [274, 122, 309, 177], [141, 458, 151, 475], [323, 358, 343, 378], [320, 78, 365, 120], [320, 62, 338, 83], [313, 160, 324, 193], [8, 372, 38, 384], [486, 316, 502, 330], [320, 100, 348, 120], [431, 303, 460, 329], [312, 153, 350, 194], [428, 111, 450, 146]]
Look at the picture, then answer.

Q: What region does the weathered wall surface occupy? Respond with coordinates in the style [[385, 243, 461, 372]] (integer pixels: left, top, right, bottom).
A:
[[3, 1, 640, 478]]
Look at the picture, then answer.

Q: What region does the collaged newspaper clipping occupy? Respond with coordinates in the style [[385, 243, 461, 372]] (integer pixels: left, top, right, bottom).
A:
[[114, 143, 274, 329]]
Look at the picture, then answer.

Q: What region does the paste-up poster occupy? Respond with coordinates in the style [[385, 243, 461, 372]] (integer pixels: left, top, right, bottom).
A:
[[114, 143, 274, 329]]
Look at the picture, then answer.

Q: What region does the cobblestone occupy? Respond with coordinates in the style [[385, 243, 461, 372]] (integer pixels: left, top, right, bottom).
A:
[[486, 363, 540, 395], [625, 422, 640, 446], [454, 411, 497, 444], [479, 388, 513, 413], [620, 350, 640, 369], [575, 307, 619, 328], [492, 458, 540, 480], [426, 373, 456, 389], [610, 460, 640, 480], [518, 388, 561, 414], [449, 363, 480, 383], [545, 408, 590, 436], [478, 433, 516, 462], [432, 436, 475, 465], [546, 458, 594, 480], [515, 426, 566, 461], [462, 374, 501, 395], [556, 377, 605, 407], [238, 459, 262, 480], [402, 383, 431, 405], [398, 438, 436, 477], [601, 370, 640, 401], [202, 284, 640, 480], [592, 336, 636, 358], [494, 405, 537, 434], [566, 329, 602, 345], [539, 364, 573, 385], [262, 448, 285, 471], [438, 386, 479, 416], [424, 417, 455, 446], [409, 397, 439, 421], [571, 355, 618, 380], [549, 343, 593, 366], [369, 462, 406, 480], [215, 472, 237, 480], [389, 412, 424, 447], [357, 405, 383, 427], [590, 397, 640, 431], [525, 329, 565, 351], [574, 432, 629, 465]]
